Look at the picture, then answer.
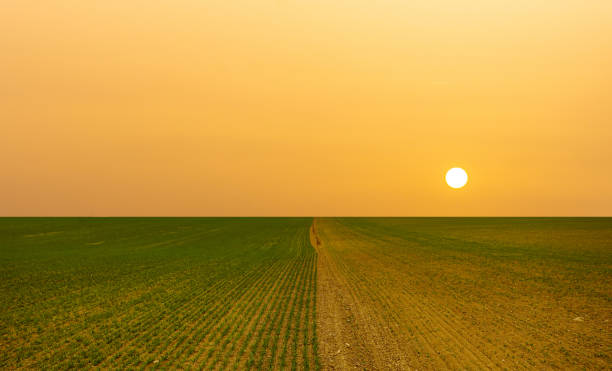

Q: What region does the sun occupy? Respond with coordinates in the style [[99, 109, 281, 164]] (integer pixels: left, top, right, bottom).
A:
[[446, 167, 468, 189]]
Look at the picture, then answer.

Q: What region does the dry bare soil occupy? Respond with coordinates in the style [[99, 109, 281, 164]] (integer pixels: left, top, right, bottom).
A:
[[313, 217, 611, 370]]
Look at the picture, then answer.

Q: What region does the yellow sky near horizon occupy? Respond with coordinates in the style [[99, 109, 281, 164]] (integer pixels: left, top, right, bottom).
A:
[[2, 1, 611, 216]]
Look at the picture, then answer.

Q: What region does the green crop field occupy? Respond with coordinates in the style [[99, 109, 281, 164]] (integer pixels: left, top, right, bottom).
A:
[[1, 217, 611, 370], [0, 218, 318, 370]]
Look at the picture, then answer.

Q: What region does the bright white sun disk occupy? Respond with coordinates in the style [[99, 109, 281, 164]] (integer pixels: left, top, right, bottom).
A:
[[446, 168, 468, 189]]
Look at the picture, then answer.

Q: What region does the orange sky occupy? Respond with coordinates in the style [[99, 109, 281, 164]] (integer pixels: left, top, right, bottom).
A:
[[2, 1, 611, 216]]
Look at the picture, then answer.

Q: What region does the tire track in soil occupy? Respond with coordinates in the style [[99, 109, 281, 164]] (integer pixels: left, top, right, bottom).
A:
[[312, 219, 395, 370]]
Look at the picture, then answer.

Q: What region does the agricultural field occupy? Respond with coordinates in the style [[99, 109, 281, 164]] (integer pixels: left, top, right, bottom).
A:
[[0, 218, 317, 370], [1, 217, 611, 370], [313, 217, 612, 370]]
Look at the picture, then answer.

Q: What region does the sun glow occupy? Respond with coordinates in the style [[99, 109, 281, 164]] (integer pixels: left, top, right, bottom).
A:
[[446, 168, 468, 189]]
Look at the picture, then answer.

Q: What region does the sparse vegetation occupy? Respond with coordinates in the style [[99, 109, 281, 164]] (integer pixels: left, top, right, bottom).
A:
[[313, 217, 612, 370]]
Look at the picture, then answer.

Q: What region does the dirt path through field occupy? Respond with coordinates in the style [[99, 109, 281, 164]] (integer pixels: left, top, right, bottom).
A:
[[311, 219, 408, 370], [311, 220, 365, 369]]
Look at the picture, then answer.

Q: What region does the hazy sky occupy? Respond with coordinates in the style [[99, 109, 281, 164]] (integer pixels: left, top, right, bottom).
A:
[[2, 1, 611, 216]]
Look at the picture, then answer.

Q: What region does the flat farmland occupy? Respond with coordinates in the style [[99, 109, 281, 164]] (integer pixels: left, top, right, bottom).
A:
[[1, 217, 611, 370], [313, 217, 611, 370], [0, 218, 317, 370]]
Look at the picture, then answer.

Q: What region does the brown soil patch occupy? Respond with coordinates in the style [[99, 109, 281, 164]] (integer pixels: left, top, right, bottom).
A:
[[312, 220, 409, 370], [313, 217, 612, 370]]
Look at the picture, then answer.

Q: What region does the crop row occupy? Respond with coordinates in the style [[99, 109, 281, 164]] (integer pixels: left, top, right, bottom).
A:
[[0, 218, 319, 370]]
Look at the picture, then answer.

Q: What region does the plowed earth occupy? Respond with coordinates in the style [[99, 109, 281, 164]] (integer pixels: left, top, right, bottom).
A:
[[313, 217, 611, 370]]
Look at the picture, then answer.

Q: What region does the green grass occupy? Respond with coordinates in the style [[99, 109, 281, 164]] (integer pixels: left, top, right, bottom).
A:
[[0, 218, 318, 370]]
